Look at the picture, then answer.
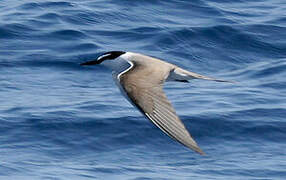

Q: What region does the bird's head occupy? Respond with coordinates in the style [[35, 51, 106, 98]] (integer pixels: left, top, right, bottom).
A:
[[80, 51, 126, 67]]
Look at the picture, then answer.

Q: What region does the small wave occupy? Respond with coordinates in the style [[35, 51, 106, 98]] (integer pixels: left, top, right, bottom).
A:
[[0, 23, 37, 39], [38, 12, 61, 20], [45, 29, 88, 40], [18, 2, 42, 10], [185, 109, 286, 143], [6, 106, 283, 148], [227, 58, 286, 82], [250, 60, 286, 78], [18, 1, 74, 10], [39, 1, 75, 8], [61, 12, 101, 26]]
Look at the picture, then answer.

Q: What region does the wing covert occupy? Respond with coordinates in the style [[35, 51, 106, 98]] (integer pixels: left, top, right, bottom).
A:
[[119, 66, 204, 154]]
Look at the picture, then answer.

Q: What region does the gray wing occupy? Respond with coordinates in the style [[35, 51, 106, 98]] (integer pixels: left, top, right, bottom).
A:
[[119, 65, 204, 155]]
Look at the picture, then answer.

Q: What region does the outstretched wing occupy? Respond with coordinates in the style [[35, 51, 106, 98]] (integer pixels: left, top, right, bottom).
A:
[[118, 62, 204, 154]]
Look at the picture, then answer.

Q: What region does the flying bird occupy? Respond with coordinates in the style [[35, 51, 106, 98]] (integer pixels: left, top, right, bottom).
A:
[[81, 51, 230, 155]]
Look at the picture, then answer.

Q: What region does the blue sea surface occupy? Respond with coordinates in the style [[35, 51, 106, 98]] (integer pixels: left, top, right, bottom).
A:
[[1, 0, 286, 179]]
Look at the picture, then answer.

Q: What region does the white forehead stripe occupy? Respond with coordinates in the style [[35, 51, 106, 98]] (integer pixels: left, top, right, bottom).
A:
[[97, 53, 111, 61]]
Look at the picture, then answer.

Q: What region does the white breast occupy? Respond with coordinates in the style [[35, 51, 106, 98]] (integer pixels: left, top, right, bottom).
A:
[[109, 58, 134, 106]]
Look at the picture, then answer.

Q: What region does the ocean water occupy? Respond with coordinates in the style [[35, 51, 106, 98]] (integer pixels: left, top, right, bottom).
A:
[[1, 0, 286, 179]]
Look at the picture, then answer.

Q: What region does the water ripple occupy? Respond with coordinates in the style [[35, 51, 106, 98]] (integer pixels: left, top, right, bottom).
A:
[[1, 0, 286, 179]]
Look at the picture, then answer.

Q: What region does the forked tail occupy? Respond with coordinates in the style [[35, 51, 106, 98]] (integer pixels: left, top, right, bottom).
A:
[[172, 67, 235, 83]]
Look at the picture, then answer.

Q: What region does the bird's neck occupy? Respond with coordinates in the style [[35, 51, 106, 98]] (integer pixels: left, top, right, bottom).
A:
[[102, 58, 132, 76]]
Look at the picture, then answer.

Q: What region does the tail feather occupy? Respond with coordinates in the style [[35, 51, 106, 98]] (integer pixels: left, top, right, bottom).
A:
[[174, 68, 235, 83]]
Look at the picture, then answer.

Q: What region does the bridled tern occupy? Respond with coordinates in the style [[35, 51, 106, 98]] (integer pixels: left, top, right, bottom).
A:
[[81, 51, 231, 155]]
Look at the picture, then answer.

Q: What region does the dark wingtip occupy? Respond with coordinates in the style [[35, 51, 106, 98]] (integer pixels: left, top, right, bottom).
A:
[[214, 79, 237, 84], [196, 148, 206, 156], [186, 143, 205, 155], [175, 79, 189, 83]]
